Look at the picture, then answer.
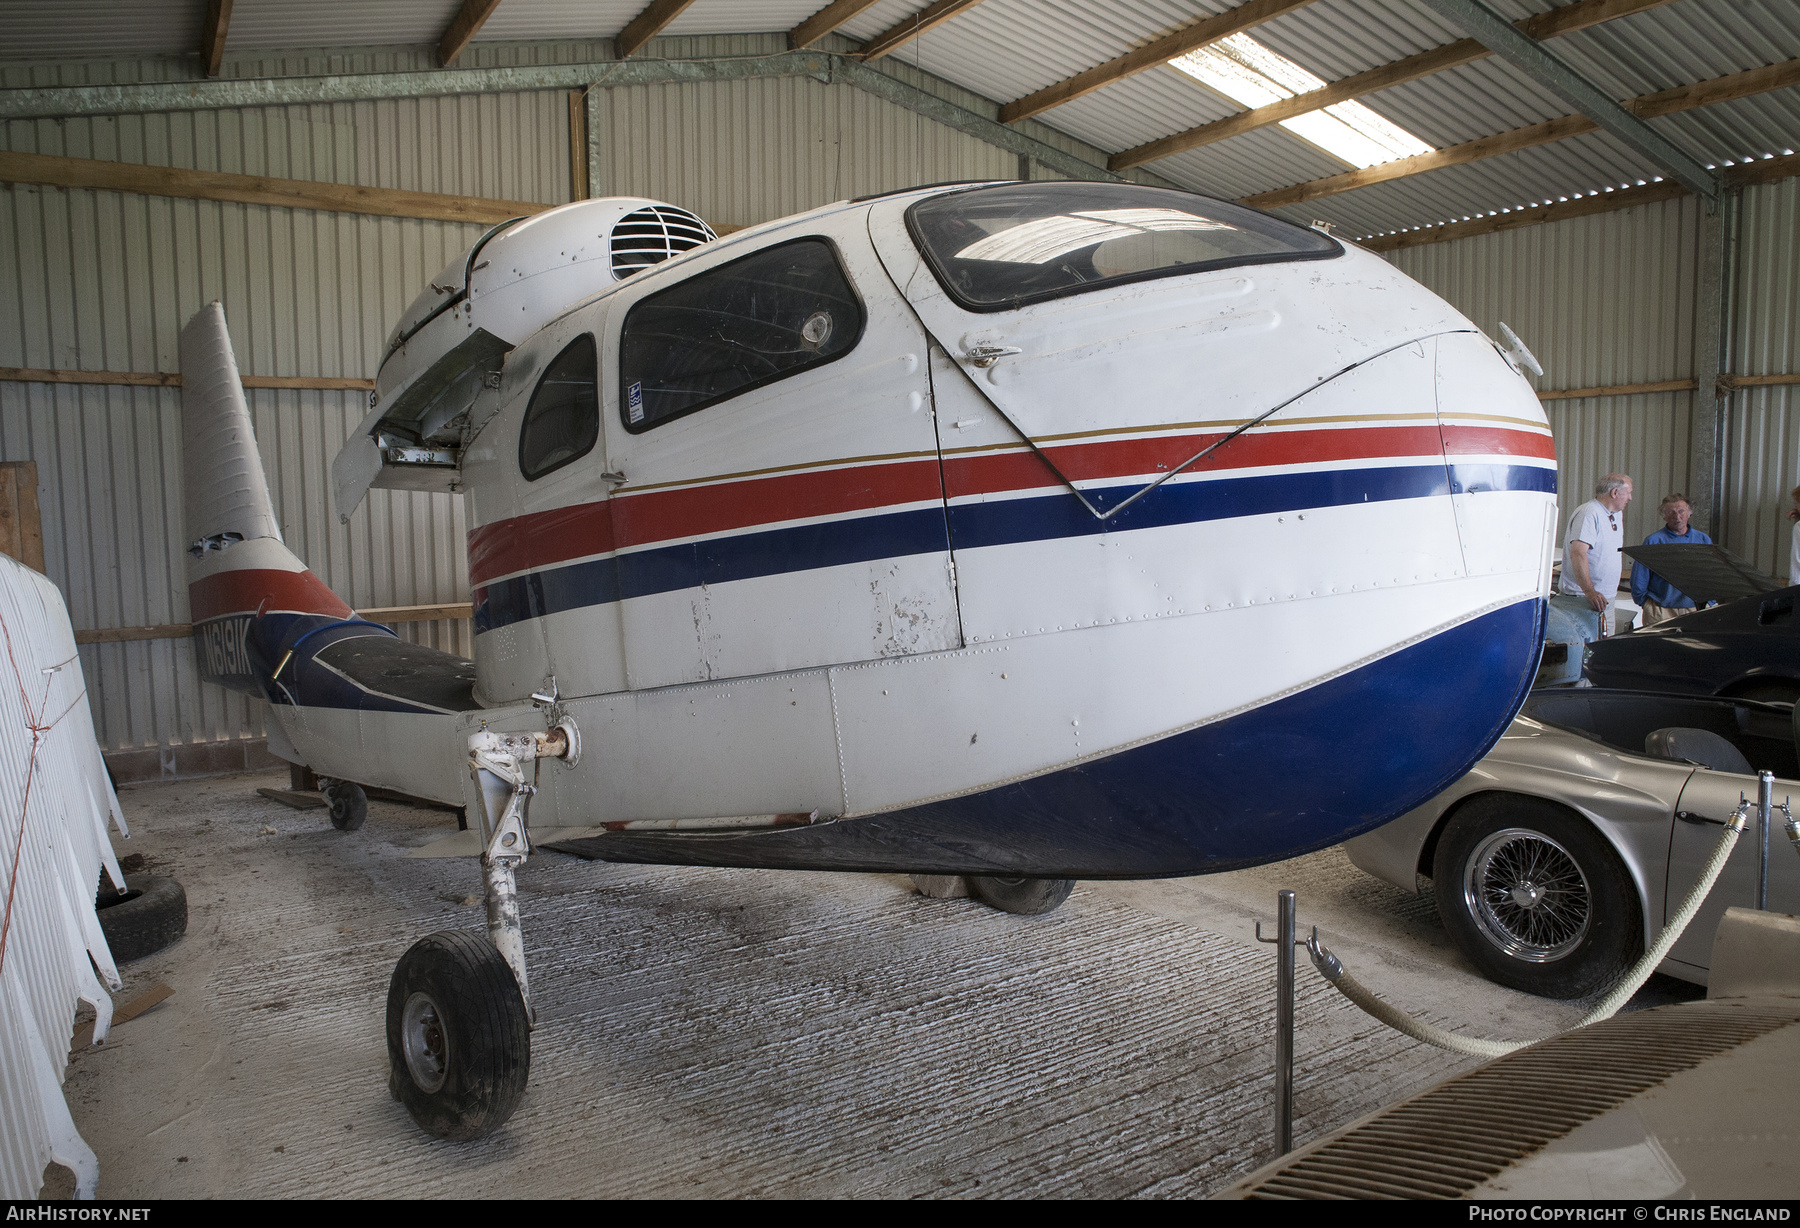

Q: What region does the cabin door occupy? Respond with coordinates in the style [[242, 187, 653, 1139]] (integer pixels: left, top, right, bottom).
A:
[[595, 211, 961, 691]]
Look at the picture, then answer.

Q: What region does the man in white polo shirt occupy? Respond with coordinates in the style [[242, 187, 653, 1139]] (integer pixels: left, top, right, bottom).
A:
[[1554, 473, 1633, 639]]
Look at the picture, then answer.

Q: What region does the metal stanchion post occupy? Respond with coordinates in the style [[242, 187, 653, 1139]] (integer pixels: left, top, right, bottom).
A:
[[1758, 770, 1773, 911], [1256, 889, 1297, 1155]]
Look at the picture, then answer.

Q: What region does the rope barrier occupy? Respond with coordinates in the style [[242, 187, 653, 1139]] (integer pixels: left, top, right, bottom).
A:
[[1306, 809, 1751, 1057]]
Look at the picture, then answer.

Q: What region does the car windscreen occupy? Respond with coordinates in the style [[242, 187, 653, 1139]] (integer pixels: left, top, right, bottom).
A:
[[906, 182, 1341, 312]]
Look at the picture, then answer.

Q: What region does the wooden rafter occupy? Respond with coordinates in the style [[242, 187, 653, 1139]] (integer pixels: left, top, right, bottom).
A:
[[0, 149, 551, 226], [439, 0, 505, 68], [1001, 0, 1314, 125], [789, 0, 886, 50], [1108, 0, 1679, 170], [858, 0, 988, 63], [616, 0, 698, 59], [201, 0, 233, 79], [1359, 152, 1799, 253], [1241, 57, 1800, 211]]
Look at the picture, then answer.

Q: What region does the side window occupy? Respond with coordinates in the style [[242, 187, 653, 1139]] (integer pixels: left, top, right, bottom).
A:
[[519, 334, 598, 480], [619, 238, 864, 433]]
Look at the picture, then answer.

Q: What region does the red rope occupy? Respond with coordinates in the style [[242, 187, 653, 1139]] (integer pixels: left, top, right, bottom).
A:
[[0, 609, 86, 975]]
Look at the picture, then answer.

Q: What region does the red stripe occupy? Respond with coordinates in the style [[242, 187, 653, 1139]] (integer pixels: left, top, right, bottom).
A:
[[469, 459, 944, 585], [190, 568, 352, 623], [468, 421, 1554, 585], [1441, 423, 1557, 458]]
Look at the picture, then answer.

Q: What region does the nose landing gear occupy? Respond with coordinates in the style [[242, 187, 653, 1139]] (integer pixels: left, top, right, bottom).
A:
[[385, 726, 572, 1139]]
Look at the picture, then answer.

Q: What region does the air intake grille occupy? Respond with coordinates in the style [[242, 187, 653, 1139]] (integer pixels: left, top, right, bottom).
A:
[[1225, 1004, 1800, 1200], [610, 205, 715, 278]]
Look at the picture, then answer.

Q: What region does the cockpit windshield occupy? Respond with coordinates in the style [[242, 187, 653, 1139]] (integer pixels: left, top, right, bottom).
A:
[[906, 182, 1341, 312]]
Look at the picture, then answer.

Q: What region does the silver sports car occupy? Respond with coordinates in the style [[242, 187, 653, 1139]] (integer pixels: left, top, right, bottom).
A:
[[1346, 689, 1800, 998]]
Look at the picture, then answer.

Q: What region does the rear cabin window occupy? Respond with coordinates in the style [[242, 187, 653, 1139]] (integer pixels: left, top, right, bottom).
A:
[[619, 238, 864, 433], [907, 182, 1341, 312], [518, 333, 599, 480]]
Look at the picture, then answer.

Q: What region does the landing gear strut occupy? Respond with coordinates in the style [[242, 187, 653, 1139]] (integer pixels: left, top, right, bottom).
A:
[[385, 726, 572, 1139]]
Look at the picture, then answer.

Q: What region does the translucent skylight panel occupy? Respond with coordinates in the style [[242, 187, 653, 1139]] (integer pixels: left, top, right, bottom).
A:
[[1172, 33, 1436, 170]]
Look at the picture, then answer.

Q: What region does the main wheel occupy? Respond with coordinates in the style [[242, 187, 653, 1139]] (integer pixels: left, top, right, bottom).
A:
[[385, 931, 531, 1140], [323, 780, 368, 831], [95, 874, 188, 963], [969, 876, 1075, 916], [1433, 796, 1641, 999]]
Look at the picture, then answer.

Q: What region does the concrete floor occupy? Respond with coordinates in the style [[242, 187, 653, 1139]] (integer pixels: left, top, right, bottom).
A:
[[43, 770, 1699, 1199]]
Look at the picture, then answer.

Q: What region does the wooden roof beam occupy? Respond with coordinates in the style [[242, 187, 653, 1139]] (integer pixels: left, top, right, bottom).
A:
[[1240, 56, 1800, 211], [1361, 152, 1800, 253], [201, 0, 233, 79], [1001, 0, 1313, 125], [1109, 0, 1680, 171], [789, 0, 886, 50], [858, 0, 989, 63], [616, 0, 698, 59], [439, 0, 505, 68]]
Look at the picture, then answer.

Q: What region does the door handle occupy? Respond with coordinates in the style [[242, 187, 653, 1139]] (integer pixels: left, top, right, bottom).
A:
[[964, 344, 1021, 368]]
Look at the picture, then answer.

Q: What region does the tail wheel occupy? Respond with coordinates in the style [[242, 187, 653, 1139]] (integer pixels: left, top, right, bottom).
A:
[[1432, 795, 1640, 999], [970, 876, 1075, 915], [323, 780, 368, 831], [385, 931, 531, 1140]]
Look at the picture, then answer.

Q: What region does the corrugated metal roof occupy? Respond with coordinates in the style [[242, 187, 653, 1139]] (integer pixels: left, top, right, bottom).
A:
[[226, 0, 462, 51], [0, 0, 1794, 237]]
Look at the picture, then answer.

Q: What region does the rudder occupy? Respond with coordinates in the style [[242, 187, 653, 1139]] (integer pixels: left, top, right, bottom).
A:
[[179, 303, 350, 695]]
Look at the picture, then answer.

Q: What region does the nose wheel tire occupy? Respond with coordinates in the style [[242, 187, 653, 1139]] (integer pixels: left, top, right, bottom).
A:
[[969, 876, 1075, 915], [385, 931, 531, 1140], [323, 780, 368, 831], [1432, 795, 1641, 999]]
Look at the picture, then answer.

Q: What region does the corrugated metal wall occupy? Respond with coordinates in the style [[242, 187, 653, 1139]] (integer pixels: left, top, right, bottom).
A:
[[1386, 195, 1703, 554], [1721, 177, 1800, 579], [589, 74, 1014, 227], [0, 90, 562, 752], [1389, 184, 1800, 582]]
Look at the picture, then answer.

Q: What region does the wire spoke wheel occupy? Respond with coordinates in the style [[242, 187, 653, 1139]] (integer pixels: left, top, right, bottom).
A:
[[1464, 827, 1592, 962]]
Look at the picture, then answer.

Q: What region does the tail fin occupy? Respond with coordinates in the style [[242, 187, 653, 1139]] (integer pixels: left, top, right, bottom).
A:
[[179, 303, 350, 694]]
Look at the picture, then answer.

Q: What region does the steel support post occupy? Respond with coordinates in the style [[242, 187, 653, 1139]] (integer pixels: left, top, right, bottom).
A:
[[1415, 0, 1718, 200], [586, 82, 605, 206], [1758, 770, 1774, 911], [1691, 190, 1739, 536], [1256, 889, 1298, 1155]]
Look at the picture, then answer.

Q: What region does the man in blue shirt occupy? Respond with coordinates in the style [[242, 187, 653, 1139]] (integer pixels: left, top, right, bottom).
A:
[[1631, 493, 1712, 626]]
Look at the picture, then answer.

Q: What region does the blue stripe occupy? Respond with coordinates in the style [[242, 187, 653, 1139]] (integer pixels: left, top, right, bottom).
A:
[[474, 461, 1555, 632], [549, 597, 1545, 877]]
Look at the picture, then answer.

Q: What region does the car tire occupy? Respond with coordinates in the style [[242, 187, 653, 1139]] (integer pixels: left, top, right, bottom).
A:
[[1432, 796, 1641, 999], [969, 876, 1075, 915], [95, 875, 188, 963], [386, 931, 531, 1141]]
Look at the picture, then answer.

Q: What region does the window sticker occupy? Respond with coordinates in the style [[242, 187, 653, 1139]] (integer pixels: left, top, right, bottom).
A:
[[627, 381, 644, 424]]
